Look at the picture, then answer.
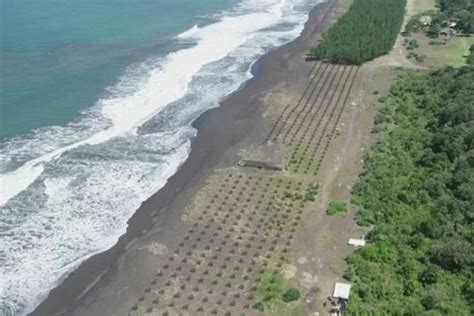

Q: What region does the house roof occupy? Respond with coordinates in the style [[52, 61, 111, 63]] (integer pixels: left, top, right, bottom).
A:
[[348, 238, 366, 247], [333, 282, 351, 299]]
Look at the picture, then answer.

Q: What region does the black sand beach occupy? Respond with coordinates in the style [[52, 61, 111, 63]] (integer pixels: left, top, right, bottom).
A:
[[31, 1, 373, 314]]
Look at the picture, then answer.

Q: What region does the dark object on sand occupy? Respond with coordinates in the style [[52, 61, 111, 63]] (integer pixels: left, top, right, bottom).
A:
[[237, 160, 283, 171]]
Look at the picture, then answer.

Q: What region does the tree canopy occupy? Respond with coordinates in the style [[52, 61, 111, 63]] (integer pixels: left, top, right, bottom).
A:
[[309, 0, 406, 64]]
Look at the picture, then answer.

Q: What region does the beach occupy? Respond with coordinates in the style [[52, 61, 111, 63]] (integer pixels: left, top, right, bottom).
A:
[[30, 0, 379, 314]]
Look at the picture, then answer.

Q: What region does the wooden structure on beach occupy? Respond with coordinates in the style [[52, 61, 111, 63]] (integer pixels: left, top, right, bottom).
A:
[[237, 160, 283, 171]]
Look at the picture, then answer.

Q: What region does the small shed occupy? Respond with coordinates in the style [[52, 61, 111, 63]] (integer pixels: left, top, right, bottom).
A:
[[333, 283, 351, 300], [348, 238, 366, 247]]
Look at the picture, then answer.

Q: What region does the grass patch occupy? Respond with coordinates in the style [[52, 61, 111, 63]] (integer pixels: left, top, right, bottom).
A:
[[411, 0, 436, 14], [252, 271, 304, 314], [326, 202, 348, 215], [256, 274, 285, 303], [411, 33, 474, 67]]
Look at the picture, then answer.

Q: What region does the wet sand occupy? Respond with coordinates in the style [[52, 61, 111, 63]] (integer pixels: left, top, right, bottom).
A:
[[30, 1, 349, 315]]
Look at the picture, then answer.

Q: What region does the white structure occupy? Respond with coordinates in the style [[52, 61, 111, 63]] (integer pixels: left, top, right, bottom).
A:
[[333, 283, 351, 300], [348, 238, 366, 247], [420, 15, 432, 26]]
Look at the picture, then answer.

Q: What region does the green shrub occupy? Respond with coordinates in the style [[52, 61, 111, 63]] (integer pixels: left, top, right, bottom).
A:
[[282, 288, 301, 302], [406, 39, 419, 50], [467, 44, 474, 65], [415, 54, 425, 62], [326, 202, 348, 215], [252, 301, 264, 311], [305, 183, 320, 202]]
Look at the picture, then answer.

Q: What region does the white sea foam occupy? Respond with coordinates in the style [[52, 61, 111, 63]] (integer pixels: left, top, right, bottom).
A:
[[177, 24, 199, 39], [0, 0, 320, 314]]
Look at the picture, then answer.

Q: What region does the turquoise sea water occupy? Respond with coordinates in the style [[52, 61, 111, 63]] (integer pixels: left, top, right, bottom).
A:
[[0, 0, 319, 314], [1, 0, 232, 139]]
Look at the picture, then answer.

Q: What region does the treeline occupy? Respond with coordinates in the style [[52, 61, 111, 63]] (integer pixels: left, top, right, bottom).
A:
[[345, 64, 474, 314], [309, 0, 406, 64]]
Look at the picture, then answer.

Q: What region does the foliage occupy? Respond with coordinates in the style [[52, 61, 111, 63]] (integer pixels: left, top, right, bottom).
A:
[[305, 183, 320, 202], [345, 65, 474, 314], [440, 0, 473, 16], [467, 44, 474, 64], [326, 202, 348, 215], [407, 51, 426, 62], [282, 288, 301, 302], [309, 0, 406, 64], [406, 39, 420, 50], [252, 301, 264, 311]]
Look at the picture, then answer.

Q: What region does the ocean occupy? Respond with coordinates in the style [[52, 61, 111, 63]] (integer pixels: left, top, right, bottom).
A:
[[0, 0, 319, 314]]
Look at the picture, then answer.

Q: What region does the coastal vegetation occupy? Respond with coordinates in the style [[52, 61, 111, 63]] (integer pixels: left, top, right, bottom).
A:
[[309, 0, 406, 64], [345, 63, 474, 314]]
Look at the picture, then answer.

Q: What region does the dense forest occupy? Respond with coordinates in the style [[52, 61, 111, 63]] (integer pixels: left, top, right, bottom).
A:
[[309, 0, 406, 64], [440, 0, 474, 33], [345, 63, 474, 314]]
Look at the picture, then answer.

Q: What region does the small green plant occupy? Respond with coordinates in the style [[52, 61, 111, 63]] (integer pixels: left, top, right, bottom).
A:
[[407, 51, 418, 59], [327, 202, 348, 215], [252, 301, 264, 311], [415, 54, 425, 62], [305, 183, 320, 202], [406, 39, 419, 50], [428, 40, 445, 46], [282, 288, 301, 302]]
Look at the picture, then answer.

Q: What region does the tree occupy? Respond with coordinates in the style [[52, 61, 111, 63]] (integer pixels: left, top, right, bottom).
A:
[[467, 44, 474, 64]]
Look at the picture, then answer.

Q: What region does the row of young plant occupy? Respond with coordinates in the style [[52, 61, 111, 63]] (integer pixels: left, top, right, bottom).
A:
[[309, 0, 406, 64], [345, 63, 474, 314]]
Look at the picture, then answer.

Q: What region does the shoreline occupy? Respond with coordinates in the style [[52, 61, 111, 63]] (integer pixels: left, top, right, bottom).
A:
[[30, 1, 338, 315]]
